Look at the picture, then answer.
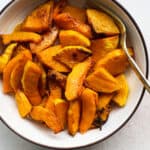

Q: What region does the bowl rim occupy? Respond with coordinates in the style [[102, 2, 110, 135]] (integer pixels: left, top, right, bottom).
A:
[[0, 0, 149, 149]]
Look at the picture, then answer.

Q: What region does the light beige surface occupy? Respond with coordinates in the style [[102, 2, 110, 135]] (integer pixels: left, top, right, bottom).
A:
[[0, 0, 150, 150]]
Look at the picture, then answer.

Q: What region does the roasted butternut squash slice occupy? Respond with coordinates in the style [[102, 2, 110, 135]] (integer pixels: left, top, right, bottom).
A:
[[94, 48, 133, 75], [65, 58, 92, 101], [54, 13, 92, 38], [90, 36, 119, 62], [48, 70, 67, 88], [13, 23, 22, 32], [10, 63, 25, 92], [21, 61, 42, 106], [3, 50, 32, 93], [53, 0, 67, 18], [30, 26, 59, 53], [113, 74, 129, 107], [12, 45, 29, 57], [0, 43, 17, 73], [1, 32, 42, 45], [54, 46, 92, 69], [85, 67, 120, 93], [21, 1, 54, 32], [37, 63, 47, 97], [59, 30, 91, 47], [54, 98, 68, 129], [37, 45, 70, 72], [98, 105, 112, 122], [63, 5, 86, 23], [87, 9, 120, 35], [15, 90, 32, 118], [45, 81, 62, 111], [98, 93, 114, 111], [68, 99, 80, 135], [30, 106, 63, 133], [79, 88, 97, 133]]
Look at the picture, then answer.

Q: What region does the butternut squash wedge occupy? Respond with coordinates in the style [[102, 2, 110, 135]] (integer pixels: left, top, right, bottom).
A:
[[45, 81, 62, 111], [90, 36, 119, 62], [3, 50, 32, 93], [59, 30, 91, 47], [68, 99, 80, 135], [54, 13, 92, 38], [37, 45, 70, 72], [15, 90, 32, 118], [1, 32, 42, 45], [30, 26, 59, 53], [98, 93, 114, 111], [65, 58, 92, 101], [113, 74, 129, 107], [98, 105, 111, 122], [79, 88, 97, 133], [21, 1, 54, 32], [94, 48, 133, 75], [63, 5, 86, 23], [85, 67, 120, 93], [48, 70, 67, 88], [54, 98, 68, 129], [30, 106, 63, 133], [87, 9, 120, 35], [21, 61, 42, 106], [54, 46, 92, 68], [0, 43, 17, 73]]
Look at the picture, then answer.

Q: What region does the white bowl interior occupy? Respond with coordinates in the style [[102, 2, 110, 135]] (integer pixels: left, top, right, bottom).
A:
[[0, 0, 147, 149]]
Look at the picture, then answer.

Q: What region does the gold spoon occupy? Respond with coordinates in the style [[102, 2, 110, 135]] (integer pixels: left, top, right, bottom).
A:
[[88, 0, 150, 93]]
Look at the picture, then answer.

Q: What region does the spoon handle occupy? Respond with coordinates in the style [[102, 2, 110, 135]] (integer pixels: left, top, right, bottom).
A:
[[122, 35, 150, 93]]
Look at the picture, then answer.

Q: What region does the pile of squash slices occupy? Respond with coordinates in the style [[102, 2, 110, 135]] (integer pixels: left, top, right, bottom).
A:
[[0, 0, 133, 135]]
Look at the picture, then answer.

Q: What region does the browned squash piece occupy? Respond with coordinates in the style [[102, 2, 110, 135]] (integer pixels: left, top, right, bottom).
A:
[[94, 48, 134, 76], [86, 9, 120, 35], [113, 74, 129, 107], [59, 30, 91, 47], [48, 70, 67, 88], [54, 13, 92, 38], [54, 98, 68, 129], [68, 99, 80, 136], [98, 105, 112, 122], [10, 63, 25, 92], [79, 88, 97, 133], [37, 45, 70, 72], [53, 0, 67, 18], [21, 1, 54, 32], [98, 93, 114, 111], [85, 67, 120, 93], [63, 5, 86, 23], [37, 63, 47, 97], [45, 81, 62, 111], [3, 50, 32, 93], [54, 46, 92, 69], [30, 106, 63, 133], [15, 90, 32, 118], [65, 58, 92, 101], [90, 36, 119, 62], [1, 32, 42, 45], [0, 43, 17, 73], [12, 45, 29, 57], [21, 61, 42, 106], [30, 26, 59, 53]]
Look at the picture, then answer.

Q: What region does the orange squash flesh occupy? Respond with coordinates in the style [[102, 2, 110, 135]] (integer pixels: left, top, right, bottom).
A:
[[65, 58, 92, 101], [3, 50, 32, 93], [79, 88, 97, 133], [21, 61, 42, 106], [30, 106, 63, 133], [68, 99, 81, 136]]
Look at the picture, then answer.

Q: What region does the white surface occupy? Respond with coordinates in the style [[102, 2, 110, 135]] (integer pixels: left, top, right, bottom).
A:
[[0, 0, 150, 150]]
